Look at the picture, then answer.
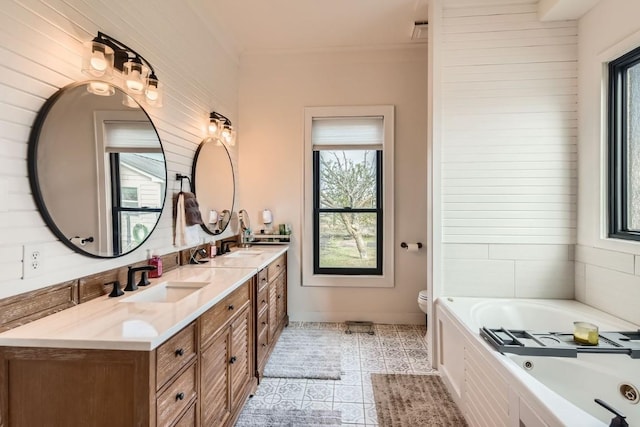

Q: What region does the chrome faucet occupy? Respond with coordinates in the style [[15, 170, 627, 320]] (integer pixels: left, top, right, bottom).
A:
[[125, 265, 156, 291]]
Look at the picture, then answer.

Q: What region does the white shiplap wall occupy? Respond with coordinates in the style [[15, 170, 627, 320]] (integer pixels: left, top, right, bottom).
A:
[[439, 0, 577, 297], [0, 0, 239, 299]]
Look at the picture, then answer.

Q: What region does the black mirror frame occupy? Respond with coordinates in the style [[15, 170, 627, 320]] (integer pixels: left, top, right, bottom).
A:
[[191, 138, 235, 236], [27, 81, 168, 259]]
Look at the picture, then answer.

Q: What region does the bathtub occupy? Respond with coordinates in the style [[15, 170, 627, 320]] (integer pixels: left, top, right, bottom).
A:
[[435, 297, 640, 427]]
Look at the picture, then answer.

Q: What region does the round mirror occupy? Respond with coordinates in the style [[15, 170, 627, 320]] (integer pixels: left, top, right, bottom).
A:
[[28, 81, 167, 258], [238, 209, 250, 232], [192, 138, 235, 235]]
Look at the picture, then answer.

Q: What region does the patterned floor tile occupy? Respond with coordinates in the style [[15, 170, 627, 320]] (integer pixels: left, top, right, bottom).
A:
[[334, 384, 364, 403], [364, 403, 379, 425], [333, 402, 366, 424], [242, 322, 434, 423], [304, 382, 334, 402]]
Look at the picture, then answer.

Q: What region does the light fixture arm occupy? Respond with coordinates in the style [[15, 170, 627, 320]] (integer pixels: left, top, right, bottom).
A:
[[210, 111, 232, 127], [95, 31, 157, 77]]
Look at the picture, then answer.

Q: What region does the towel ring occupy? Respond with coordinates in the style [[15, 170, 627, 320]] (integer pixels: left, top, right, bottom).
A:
[[176, 173, 192, 192]]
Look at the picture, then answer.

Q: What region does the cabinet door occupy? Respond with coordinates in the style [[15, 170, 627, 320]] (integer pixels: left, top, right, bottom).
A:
[[230, 306, 251, 411], [200, 331, 231, 427], [276, 272, 286, 325], [268, 279, 278, 342]]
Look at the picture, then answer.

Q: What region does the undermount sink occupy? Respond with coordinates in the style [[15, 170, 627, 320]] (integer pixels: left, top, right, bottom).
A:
[[226, 250, 263, 258], [121, 281, 209, 303]]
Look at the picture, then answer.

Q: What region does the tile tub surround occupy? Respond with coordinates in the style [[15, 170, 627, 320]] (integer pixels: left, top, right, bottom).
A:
[[242, 322, 433, 426]]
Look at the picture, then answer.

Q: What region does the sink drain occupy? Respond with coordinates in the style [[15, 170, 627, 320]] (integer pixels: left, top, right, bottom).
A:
[[522, 360, 534, 370], [619, 383, 639, 404]]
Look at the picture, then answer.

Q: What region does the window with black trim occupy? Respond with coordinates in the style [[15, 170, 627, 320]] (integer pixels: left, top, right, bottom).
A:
[[609, 45, 640, 240], [312, 116, 384, 275]]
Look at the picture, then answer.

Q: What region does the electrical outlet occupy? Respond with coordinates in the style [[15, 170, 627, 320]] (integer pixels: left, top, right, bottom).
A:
[[22, 244, 44, 279]]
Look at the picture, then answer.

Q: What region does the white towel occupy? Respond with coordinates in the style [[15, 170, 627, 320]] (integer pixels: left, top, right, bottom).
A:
[[174, 192, 200, 247]]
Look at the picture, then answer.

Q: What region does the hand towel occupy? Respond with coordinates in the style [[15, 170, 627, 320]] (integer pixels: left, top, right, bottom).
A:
[[173, 192, 201, 246], [182, 192, 204, 226]]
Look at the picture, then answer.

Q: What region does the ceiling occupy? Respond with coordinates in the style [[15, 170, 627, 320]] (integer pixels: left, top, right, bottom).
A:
[[186, 0, 429, 54]]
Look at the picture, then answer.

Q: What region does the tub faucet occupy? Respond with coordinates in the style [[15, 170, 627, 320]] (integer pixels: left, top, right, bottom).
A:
[[125, 265, 156, 291], [595, 399, 629, 427]]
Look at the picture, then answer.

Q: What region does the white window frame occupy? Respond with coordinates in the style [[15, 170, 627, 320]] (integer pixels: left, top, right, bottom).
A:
[[302, 105, 395, 288]]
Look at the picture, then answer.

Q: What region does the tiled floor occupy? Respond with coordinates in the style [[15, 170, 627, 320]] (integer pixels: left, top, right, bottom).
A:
[[243, 322, 434, 426]]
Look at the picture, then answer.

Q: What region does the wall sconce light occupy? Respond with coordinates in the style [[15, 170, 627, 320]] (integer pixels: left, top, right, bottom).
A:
[[82, 31, 163, 107], [209, 111, 236, 146]]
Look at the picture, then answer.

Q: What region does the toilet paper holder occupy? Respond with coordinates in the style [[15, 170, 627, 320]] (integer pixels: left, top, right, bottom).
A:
[[400, 242, 423, 249]]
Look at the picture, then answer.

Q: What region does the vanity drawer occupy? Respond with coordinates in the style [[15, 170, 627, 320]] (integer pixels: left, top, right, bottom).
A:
[[267, 255, 286, 281], [257, 305, 269, 338], [257, 284, 269, 314], [200, 281, 250, 345], [257, 325, 269, 366], [257, 268, 268, 290], [157, 363, 197, 426], [156, 322, 196, 389], [173, 402, 196, 427]]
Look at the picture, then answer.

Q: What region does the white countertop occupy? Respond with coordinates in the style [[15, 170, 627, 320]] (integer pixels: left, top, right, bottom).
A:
[[0, 246, 287, 351], [192, 245, 287, 270]]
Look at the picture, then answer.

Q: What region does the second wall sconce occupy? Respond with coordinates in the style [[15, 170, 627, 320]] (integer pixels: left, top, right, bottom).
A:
[[209, 111, 236, 146], [82, 31, 163, 107]]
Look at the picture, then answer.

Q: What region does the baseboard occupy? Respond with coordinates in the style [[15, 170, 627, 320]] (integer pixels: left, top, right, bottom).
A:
[[288, 311, 425, 325]]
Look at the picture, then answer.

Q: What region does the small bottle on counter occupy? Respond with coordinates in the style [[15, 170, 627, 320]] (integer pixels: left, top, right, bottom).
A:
[[210, 240, 217, 258], [148, 251, 162, 278]]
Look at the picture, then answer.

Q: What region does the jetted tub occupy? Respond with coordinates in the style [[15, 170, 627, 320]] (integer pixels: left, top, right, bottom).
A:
[[435, 297, 640, 427]]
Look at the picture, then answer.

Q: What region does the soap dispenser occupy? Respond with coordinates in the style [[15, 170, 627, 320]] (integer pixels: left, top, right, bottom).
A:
[[148, 251, 162, 278]]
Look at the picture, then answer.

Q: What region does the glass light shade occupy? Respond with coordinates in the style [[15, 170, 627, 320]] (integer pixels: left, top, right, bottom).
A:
[[208, 118, 223, 138], [145, 77, 163, 107], [123, 60, 149, 94], [221, 125, 234, 145], [86, 81, 115, 96], [82, 41, 114, 78]]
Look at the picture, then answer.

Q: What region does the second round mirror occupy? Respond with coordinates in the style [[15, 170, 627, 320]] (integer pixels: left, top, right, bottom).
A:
[[192, 138, 235, 235]]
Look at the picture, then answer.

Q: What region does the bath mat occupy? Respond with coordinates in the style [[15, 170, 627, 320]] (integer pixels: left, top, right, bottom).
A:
[[263, 328, 342, 380], [235, 408, 342, 426], [371, 374, 467, 426]]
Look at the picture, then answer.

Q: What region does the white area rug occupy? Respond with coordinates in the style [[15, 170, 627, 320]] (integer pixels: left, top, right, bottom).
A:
[[235, 408, 342, 426], [263, 328, 342, 380]]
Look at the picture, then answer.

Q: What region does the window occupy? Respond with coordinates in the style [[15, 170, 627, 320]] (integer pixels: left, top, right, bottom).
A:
[[100, 119, 165, 254], [110, 152, 164, 253], [609, 45, 640, 240], [303, 106, 394, 287]]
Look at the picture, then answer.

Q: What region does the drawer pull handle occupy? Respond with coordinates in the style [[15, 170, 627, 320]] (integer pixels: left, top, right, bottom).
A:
[[229, 356, 237, 364], [228, 304, 234, 311], [176, 392, 185, 401], [262, 321, 267, 325], [175, 348, 184, 357], [262, 343, 267, 347], [261, 299, 266, 304], [277, 295, 281, 299], [261, 277, 267, 282]]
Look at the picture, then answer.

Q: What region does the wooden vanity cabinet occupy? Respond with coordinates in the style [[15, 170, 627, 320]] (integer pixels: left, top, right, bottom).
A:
[[199, 279, 254, 427], [255, 252, 288, 381], [0, 324, 198, 427], [0, 279, 257, 427]]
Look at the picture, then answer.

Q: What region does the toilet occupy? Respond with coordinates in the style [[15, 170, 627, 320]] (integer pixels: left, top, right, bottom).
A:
[[417, 290, 429, 337]]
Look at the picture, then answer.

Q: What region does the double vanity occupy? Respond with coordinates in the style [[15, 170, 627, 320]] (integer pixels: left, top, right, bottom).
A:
[[0, 246, 288, 427]]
